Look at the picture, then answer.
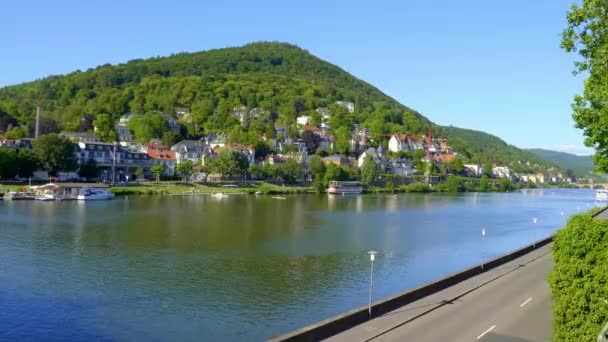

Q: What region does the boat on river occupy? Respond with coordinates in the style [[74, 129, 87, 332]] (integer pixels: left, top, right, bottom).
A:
[[327, 181, 363, 194], [211, 192, 227, 199], [77, 187, 115, 200], [596, 189, 608, 201], [4, 192, 36, 200]]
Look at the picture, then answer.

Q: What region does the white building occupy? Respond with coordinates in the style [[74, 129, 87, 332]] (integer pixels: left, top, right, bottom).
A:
[[464, 164, 483, 177], [357, 147, 382, 168], [335, 101, 355, 113], [297, 115, 312, 126], [492, 166, 513, 179]]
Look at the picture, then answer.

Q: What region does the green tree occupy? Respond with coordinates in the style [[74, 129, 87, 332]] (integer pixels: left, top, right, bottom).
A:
[[562, 1, 608, 172], [254, 141, 272, 160], [498, 178, 515, 192], [361, 155, 379, 184], [308, 155, 326, 180], [335, 126, 351, 155], [94, 113, 118, 142], [0, 147, 17, 179], [479, 176, 492, 192], [128, 112, 169, 142], [15, 149, 39, 178], [444, 175, 465, 192], [135, 166, 144, 179], [161, 131, 182, 147], [151, 164, 165, 182], [482, 164, 493, 178], [4, 126, 27, 139], [281, 158, 303, 184], [212, 148, 248, 178], [32, 134, 78, 177], [448, 157, 464, 175], [78, 159, 98, 180], [176, 160, 193, 181]]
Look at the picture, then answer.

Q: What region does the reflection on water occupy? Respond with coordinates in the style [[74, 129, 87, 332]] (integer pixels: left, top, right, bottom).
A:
[[0, 189, 597, 341]]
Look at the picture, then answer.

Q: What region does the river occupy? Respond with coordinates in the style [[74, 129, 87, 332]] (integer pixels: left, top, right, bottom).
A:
[[0, 189, 598, 341]]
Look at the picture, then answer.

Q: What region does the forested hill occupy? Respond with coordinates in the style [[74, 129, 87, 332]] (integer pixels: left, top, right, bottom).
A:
[[0, 41, 555, 171], [439, 126, 556, 172], [526, 148, 607, 181], [0, 42, 431, 135]]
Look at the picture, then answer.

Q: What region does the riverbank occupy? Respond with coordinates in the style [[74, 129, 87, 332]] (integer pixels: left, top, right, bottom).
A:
[[108, 181, 315, 196]]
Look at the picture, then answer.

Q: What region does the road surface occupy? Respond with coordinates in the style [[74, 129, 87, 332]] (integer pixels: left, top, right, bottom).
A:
[[326, 243, 553, 342]]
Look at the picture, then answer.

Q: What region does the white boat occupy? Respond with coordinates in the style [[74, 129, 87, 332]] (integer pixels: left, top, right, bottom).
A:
[[254, 191, 262, 196], [211, 192, 227, 199], [36, 193, 57, 201], [77, 188, 115, 200], [596, 189, 608, 201], [271, 196, 286, 200], [327, 181, 363, 194]]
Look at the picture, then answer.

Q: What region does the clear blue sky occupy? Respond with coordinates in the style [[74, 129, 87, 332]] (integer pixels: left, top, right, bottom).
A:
[[1, 0, 589, 154]]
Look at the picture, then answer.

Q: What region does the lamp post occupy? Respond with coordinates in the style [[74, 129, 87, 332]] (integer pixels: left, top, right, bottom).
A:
[[481, 228, 486, 271], [368, 250, 378, 317]]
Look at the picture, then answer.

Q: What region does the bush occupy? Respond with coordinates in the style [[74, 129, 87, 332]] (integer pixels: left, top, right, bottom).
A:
[[549, 211, 608, 341], [402, 182, 430, 193]]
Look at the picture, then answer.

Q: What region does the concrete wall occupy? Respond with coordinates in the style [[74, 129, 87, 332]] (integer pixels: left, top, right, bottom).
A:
[[271, 236, 554, 342]]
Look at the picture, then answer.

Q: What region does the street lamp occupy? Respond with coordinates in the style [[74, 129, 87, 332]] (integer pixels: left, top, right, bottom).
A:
[[368, 250, 378, 317]]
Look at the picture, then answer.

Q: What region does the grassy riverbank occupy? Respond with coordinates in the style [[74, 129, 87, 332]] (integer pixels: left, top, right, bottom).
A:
[[108, 181, 315, 196]]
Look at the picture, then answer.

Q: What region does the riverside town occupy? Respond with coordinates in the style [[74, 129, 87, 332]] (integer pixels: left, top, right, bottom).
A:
[[2, 1, 608, 342]]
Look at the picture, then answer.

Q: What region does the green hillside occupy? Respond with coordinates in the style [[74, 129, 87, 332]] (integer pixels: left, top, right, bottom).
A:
[[439, 126, 556, 172], [526, 148, 607, 181], [0, 41, 556, 170]]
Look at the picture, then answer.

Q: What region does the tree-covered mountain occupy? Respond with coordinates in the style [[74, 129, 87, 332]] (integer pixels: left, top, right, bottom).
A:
[[438, 126, 556, 172], [0, 41, 555, 171], [526, 148, 607, 181]]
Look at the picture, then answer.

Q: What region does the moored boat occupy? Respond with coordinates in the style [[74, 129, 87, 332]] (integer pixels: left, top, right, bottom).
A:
[[327, 181, 363, 194], [596, 189, 608, 201], [4, 192, 36, 200], [77, 187, 115, 200]]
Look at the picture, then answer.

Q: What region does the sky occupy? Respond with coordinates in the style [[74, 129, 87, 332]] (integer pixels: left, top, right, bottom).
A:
[[0, 0, 591, 154]]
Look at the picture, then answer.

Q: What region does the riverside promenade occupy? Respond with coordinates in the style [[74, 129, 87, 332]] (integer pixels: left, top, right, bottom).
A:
[[274, 241, 553, 342], [327, 243, 553, 341]]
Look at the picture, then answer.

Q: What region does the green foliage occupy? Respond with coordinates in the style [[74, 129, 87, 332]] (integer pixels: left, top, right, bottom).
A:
[[15, 149, 39, 178], [479, 176, 492, 192], [175, 160, 193, 181], [561, 2, 608, 173], [0, 148, 17, 179], [308, 155, 326, 180], [323, 163, 350, 186], [438, 126, 556, 172], [254, 141, 272, 159], [161, 131, 182, 147], [281, 158, 303, 184], [151, 164, 165, 182], [212, 148, 248, 177], [448, 157, 464, 175], [401, 182, 430, 193], [549, 212, 608, 342], [32, 134, 77, 176], [4, 126, 27, 139], [128, 112, 169, 142], [497, 178, 515, 192], [526, 148, 605, 182], [361, 155, 379, 183], [385, 180, 395, 193], [334, 126, 351, 155], [93, 113, 117, 142], [444, 175, 465, 192]]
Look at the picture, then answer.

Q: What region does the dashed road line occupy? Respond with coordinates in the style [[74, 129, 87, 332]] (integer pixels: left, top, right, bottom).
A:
[[476, 325, 496, 339], [520, 297, 532, 307]]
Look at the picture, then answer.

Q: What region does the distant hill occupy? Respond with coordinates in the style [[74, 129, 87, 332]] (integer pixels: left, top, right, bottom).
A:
[[526, 148, 607, 181], [0, 41, 556, 171], [439, 126, 556, 172]]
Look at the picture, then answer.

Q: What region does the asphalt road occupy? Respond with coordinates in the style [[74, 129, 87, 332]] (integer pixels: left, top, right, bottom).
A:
[[326, 244, 553, 342]]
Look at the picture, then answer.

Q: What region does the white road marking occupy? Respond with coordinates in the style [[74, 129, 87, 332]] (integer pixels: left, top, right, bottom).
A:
[[476, 325, 496, 339], [520, 297, 533, 307]]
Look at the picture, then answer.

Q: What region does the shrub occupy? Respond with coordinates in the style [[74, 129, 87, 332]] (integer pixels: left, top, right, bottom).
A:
[[549, 211, 608, 341], [403, 182, 430, 193]]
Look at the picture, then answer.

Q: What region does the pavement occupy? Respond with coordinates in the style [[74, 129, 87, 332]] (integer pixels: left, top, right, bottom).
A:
[[326, 243, 553, 342]]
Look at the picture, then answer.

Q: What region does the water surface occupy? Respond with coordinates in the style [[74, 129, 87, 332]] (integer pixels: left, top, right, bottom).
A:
[[0, 189, 597, 340]]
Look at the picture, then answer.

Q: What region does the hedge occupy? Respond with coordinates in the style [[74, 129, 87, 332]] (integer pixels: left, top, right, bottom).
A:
[[549, 210, 608, 341]]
